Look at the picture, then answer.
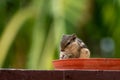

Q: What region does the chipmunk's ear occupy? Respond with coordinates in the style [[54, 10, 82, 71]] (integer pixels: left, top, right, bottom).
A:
[[71, 33, 77, 40], [72, 33, 77, 38]]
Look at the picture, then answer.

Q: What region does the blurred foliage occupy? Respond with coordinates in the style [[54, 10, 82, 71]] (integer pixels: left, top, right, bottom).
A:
[[0, 0, 120, 69]]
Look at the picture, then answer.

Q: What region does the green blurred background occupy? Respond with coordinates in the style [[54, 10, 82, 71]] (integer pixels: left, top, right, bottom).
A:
[[0, 0, 120, 69]]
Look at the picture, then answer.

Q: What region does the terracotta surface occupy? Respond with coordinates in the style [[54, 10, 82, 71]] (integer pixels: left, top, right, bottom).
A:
[[53, 58, 120, 70]]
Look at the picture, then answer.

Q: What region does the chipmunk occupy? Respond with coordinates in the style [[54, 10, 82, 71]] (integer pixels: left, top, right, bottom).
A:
[[59, 34, 90, 59]]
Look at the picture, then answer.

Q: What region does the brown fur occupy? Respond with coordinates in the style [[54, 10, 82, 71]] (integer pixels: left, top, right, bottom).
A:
[[60, 34, 90, 59]]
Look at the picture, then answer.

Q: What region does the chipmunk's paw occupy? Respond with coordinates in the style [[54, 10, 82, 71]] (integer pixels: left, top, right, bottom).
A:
[[60, 52, 73, 59], [80, 48, 90, 58]]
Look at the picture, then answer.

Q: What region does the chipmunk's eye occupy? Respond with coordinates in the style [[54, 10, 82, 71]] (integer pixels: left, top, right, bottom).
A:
[[66, 41, 71, 46]]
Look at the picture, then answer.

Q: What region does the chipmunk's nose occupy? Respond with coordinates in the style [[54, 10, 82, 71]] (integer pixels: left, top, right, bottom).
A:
[[61, 49, 64, 52]]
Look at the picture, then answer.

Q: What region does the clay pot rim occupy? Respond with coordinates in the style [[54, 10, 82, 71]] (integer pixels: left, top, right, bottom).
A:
[[53, 58, 120, 62], [53, 58, 120, 70]]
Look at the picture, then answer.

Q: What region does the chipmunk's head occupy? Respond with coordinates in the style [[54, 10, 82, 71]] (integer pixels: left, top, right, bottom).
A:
[[60, 34, 77, 52]]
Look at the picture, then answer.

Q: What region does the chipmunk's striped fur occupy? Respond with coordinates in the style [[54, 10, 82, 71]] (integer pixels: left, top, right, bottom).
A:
[[60, 34, 90, 59]]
